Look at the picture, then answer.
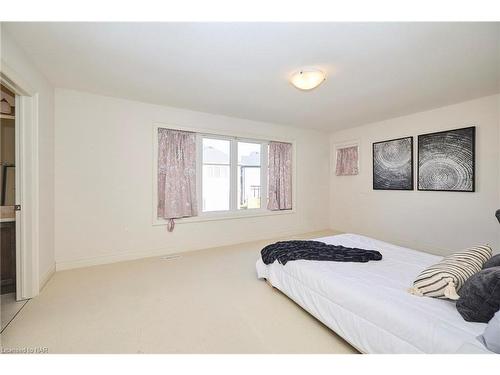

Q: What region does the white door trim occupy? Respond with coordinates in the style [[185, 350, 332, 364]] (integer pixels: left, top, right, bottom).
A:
[[1, 61, 40, 299]]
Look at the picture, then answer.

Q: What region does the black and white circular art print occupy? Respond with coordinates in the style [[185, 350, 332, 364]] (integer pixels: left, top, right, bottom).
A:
[[418, 127, 475, 192], [373, 137, 413, 190]]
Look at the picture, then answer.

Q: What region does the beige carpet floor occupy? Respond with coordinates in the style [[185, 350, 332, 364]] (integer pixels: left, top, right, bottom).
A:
[[1, 293, 28, 333], [0, 230, 357, 354]]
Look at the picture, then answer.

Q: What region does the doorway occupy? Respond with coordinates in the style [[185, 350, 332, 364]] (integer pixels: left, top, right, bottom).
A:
[[0, 83, 27, 332]]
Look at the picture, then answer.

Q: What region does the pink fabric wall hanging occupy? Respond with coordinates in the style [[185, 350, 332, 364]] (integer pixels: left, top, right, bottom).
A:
[[336, 145, 359, 176]]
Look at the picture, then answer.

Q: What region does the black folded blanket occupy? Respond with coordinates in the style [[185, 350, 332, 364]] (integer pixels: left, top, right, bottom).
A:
[[261, 240, 382, 265]]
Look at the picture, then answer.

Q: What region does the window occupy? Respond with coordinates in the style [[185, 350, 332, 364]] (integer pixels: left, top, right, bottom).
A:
[[200, 136, 267, 214], [237, 142, 261, 210], [153, 124, 293, 225], [202, 138, 230, 212]]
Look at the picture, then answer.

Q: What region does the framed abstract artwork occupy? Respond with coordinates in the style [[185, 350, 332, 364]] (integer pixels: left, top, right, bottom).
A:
[[417, 126, 475, 192], [373, 136, 413, 190]]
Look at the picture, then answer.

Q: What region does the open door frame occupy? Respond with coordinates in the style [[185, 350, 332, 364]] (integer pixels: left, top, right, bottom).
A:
[[1, 63, 40, 300]]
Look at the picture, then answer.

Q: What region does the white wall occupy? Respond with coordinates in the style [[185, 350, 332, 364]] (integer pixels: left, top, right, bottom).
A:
[[330, 94, 500, 256], [1, 28, 56, 289], [55, 89, 330, 269]]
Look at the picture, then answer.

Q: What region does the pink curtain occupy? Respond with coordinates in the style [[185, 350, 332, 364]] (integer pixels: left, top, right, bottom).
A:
[[267, 142, 292, 211], [157, 128, 197, 231], [335, 146, 359, 176]]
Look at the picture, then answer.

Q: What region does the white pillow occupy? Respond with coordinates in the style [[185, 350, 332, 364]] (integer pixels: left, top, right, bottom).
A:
[[409, 245, 492, 300], [478, 309, 500, 353]]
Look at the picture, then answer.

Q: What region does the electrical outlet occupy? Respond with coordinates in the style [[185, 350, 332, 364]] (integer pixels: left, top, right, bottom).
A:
[[160, 255, 181, 261]]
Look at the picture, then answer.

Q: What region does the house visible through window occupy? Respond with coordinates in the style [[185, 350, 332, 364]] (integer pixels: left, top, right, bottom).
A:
[[202, 138, 230, 212], [237, 142, 261, 210]]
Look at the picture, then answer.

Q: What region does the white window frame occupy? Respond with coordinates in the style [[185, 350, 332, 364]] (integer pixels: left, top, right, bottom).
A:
[[152, 123, 296, 226], [198, 134, 268, 216]]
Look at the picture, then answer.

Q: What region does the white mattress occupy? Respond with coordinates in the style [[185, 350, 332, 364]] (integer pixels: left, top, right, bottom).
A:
[[256, 233, 491, 354]]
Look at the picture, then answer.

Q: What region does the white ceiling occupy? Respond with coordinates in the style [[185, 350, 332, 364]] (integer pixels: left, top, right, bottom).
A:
[[3, 22, 500, 131]]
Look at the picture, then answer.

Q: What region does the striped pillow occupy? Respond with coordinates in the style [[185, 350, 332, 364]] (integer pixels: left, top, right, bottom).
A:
[[409, 245, 492, 300]]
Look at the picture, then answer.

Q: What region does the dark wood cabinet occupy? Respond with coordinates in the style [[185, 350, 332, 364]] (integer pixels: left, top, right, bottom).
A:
[[1, 221, 16, 294]]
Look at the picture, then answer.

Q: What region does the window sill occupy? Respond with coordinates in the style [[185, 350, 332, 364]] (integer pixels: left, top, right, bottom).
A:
[[153, 208, 295, 226]]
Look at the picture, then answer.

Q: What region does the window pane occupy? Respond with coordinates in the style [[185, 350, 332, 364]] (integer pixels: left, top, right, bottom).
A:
[[202, 165, 230, 212], [203, 138, 230, 164], [238, 142, 261, 210], [238, 142, 261, 166]]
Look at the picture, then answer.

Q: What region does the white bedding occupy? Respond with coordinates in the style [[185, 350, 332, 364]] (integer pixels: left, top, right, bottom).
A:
[[256, 233, 491, 354]]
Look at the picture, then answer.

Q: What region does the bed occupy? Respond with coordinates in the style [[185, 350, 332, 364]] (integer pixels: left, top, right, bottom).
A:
[[256, 233, 492, 354]]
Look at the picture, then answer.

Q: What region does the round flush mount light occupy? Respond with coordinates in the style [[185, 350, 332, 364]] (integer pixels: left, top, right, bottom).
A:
[[289, 68, 326, 91]]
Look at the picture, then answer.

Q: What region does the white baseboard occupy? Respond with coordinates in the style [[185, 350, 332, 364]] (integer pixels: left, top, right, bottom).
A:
[[39, 263, 56, 291], [56, 246, 182, 271], [55, 227, 328, 271]]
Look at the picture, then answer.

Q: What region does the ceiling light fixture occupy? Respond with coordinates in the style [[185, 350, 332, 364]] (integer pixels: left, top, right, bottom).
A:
[[289, 68, 326, 91]]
